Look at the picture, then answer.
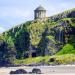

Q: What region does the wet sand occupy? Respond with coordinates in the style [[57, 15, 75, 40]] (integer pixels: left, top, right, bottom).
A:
[[0, 65, 75, 75]]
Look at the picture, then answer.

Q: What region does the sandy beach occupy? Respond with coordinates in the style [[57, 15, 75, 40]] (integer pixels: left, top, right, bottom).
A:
[[0, 65, 75, 75]]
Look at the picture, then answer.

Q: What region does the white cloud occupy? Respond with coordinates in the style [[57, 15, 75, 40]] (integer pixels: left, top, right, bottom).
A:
[[0, 7, 33, 30], [62, 2, 74, 8], [0, 27, 5, 33], [0, 7, 32, 18], [46, 1, 75, 17]]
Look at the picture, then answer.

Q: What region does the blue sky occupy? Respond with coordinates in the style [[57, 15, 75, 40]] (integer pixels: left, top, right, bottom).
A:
[[0, 0, 75, 33]]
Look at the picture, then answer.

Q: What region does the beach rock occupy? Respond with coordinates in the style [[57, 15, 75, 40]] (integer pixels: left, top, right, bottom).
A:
[[49, 58, 55, 62], [10, 69, 27, 74], [32, 68, 41, 74]]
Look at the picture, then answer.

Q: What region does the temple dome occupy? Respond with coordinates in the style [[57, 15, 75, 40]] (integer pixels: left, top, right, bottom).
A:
[[35, 5, 46, 11]]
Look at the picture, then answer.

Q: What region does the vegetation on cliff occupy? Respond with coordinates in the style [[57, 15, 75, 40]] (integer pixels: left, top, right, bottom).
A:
[[0, 8, 75, 65]]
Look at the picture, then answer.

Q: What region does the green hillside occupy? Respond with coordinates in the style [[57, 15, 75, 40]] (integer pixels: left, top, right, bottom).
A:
[[0, 8, 75, 66], [57, 44, 75, 55]]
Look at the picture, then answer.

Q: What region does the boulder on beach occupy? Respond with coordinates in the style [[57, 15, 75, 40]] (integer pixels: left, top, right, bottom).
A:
[[32, 68, 41, 74], [10, 69, 28, 74]]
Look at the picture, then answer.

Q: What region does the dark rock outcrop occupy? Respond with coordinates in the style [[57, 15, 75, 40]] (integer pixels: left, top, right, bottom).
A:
[[32, 68, 41, 74], [10, 69, 28, 74]]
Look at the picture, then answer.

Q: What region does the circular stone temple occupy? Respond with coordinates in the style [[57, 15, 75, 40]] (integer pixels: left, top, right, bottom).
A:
[[34, 5, 46, 20]]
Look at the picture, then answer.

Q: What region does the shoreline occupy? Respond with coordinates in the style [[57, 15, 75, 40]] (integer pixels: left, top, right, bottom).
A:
[[1, 64, 75, 68], [1, 65, 75, 74]]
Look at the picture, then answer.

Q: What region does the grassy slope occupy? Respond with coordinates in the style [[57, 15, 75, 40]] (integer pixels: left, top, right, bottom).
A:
[[14, 54, 75, 65], [56, 44, 75, 55]]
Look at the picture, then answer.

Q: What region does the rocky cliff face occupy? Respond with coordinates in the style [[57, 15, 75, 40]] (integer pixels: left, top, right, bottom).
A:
[[0, 8, 75, 59]]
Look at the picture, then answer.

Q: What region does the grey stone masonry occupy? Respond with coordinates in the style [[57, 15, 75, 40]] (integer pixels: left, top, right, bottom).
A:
[[34, 5, 46, 20]]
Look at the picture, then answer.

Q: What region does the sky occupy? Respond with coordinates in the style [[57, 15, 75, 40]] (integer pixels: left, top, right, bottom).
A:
[[0, 0, 75, 33]]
